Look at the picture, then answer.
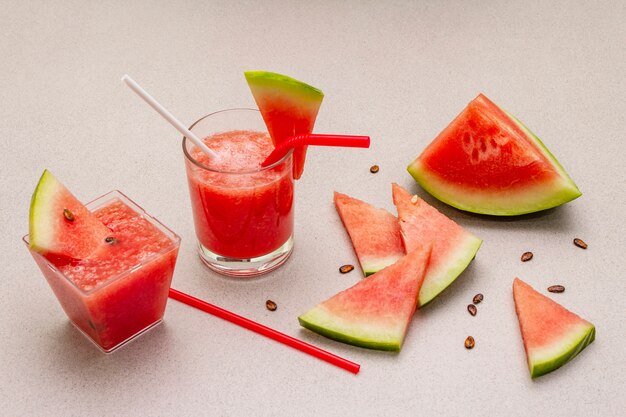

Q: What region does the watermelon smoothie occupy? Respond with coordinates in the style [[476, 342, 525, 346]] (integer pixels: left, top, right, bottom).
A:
[[24, 191, 180, 353], [183, 109, 294, 276]]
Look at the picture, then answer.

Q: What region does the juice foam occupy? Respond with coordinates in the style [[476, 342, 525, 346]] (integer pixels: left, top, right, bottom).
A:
[[191, 130, 274, 172]]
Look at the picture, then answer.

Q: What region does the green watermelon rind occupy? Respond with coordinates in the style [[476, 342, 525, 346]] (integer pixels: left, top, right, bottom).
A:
[[361, 255, 403, 277], [29, 169, 61, 253], [417, 233, 482, 308], [298, 307, 402, 351], [528, 323, 595, 378], [505, 110, 581, 197], [407, 103, 582, 216], [408, 163, 581, 216], [244, 71, 324, 102]]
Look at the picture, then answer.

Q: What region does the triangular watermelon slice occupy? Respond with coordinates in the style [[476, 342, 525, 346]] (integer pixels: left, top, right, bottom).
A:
[[244, 71, 324, 179], [298, 244, 431, 351], [334, 191, 405, 276], [392, 183, 482, 308], [513, 278, 595, 378], [29, 170, 111, 260], [407, 94, 581, 215]]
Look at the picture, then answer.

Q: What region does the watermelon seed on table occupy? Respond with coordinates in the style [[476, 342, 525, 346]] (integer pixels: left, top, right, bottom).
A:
[[473, 293, 483, 304], [573, 238, 588, 249], [548, 285, 565, 293], [63, 208, 75, 222], [265, 300, 277, 311], [339, 264, 354, 274], [465, 336, 475, 349], [521, 252, 533, 262], [369, 165, 379, 174], [467, 304, 477, 316]]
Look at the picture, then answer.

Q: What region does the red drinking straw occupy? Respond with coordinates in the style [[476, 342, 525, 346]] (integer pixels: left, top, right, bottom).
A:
[[168, 288, 361, 374], [261, 134, 370, 167]]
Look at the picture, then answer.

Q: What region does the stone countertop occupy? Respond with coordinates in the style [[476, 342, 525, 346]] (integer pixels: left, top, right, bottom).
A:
[[1, 1, 624, 416]]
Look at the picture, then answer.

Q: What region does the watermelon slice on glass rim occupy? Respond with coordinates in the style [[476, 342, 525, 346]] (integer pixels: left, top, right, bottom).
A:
[[408, 94, 581, 215], [513, 278, 595, 378], [29, 170, 110, 260], [245, 71, 324, 179]]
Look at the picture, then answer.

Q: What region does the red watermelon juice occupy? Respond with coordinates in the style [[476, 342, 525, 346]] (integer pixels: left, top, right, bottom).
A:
[[183, 109, 294, 277], [24, 191, 180, 353]]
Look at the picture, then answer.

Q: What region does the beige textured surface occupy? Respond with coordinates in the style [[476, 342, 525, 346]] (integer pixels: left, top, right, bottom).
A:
[[1, 1, 625, 416]]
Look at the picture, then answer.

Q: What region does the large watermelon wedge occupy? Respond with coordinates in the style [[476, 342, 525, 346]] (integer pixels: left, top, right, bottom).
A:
[[334, 191, 404, 276], [298, 244, 431, 351], [513, 278, 595, 378], [407, 94, 581, 215], [392, 183, 482, 308], [29, 170, 110, 260], [244, 71, 324, 179]]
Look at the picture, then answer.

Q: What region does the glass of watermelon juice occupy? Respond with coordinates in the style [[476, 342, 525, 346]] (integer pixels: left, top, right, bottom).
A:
[[182, 108, 294, 277], [23, 191, 181, 353]]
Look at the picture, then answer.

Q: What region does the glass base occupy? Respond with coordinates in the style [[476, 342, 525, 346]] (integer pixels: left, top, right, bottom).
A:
[[71, 319, 163, 354], [197, 236, 294, 277]]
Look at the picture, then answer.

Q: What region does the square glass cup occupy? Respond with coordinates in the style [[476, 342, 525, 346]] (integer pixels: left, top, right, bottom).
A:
[[182, 108, 294, 277], [23, 191, 181, 353]]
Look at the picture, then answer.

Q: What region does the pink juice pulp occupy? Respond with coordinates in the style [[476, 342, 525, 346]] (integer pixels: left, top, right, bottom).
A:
[[185, 130, 294, 259], [27, 197, 180, 352]]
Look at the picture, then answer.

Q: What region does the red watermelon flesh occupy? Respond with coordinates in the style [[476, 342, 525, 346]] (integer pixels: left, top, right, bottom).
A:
[[408, 94, 581, 215], [334, 191, 405, 276], [392, 183, 482, 307], [29, 170, 111, 260], [245, 71, 324, 179], [513, 278, 595, 378], [298, 243, 431, 351]]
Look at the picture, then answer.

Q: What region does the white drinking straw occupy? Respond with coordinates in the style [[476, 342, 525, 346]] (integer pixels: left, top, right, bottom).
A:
[[121, 74, 218, 159]]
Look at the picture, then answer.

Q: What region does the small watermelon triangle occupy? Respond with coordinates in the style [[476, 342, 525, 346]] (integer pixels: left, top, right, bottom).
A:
[[244, 71, 324, 179], [513, 278, 595, 378], [298, 244, 431, 351], [392, 183, 482, 307], [334, 191, 405, 276], [29, 170, 111, 260]]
